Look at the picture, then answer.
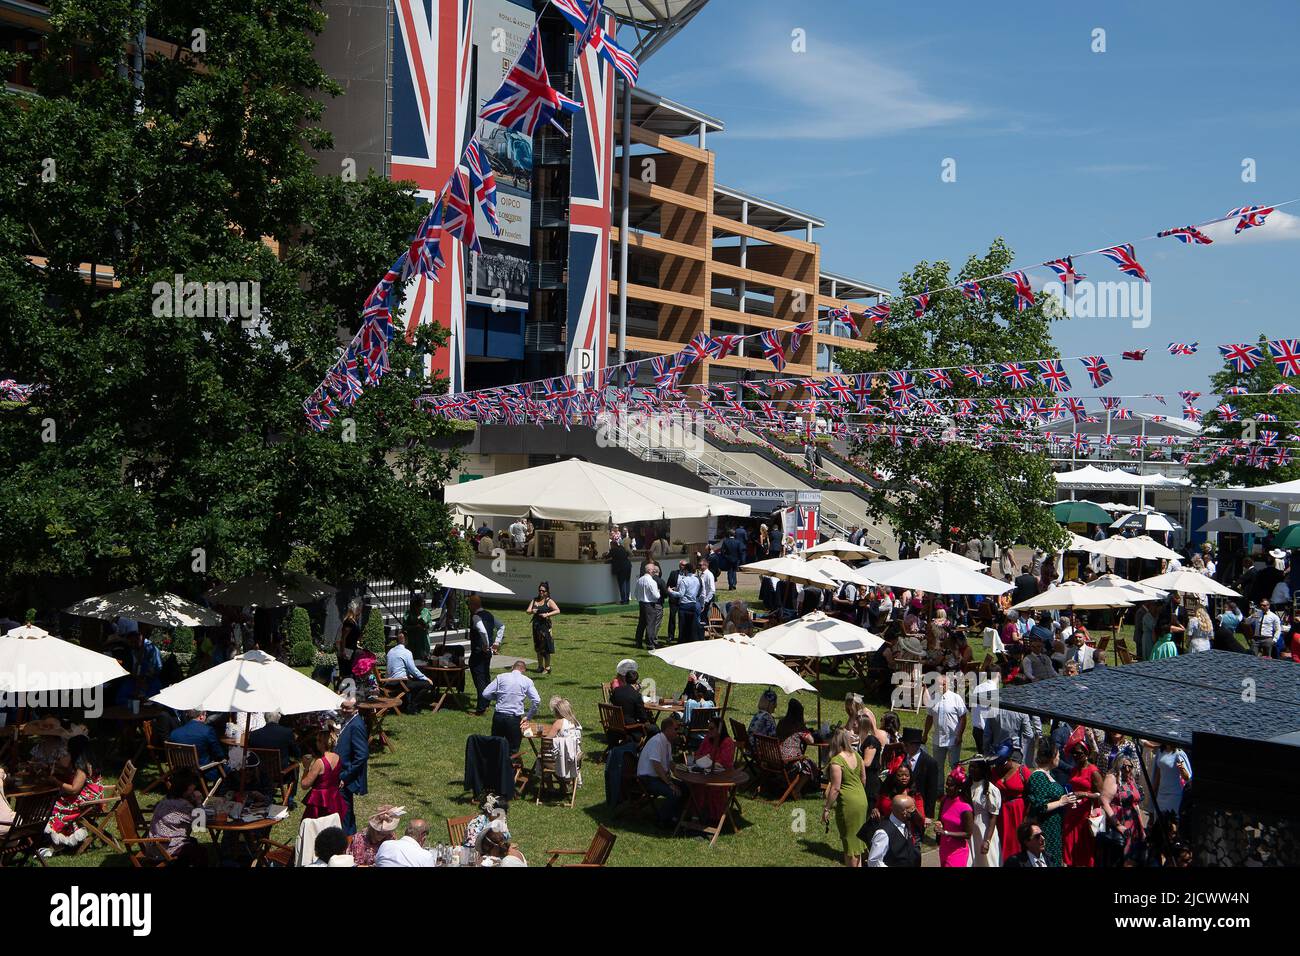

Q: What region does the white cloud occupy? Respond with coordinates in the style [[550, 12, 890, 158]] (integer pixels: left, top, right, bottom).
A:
[[700, 27, 971, 140], [1199, 209, 1300, 243]]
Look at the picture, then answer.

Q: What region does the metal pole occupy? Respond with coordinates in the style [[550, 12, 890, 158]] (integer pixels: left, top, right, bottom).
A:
[[616, 77, 631, 375]]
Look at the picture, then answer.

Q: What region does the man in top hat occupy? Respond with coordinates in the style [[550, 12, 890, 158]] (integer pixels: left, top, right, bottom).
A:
[[900, 726, 940, 820]]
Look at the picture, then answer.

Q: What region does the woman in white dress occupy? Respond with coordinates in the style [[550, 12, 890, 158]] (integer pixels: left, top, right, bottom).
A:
[[967, 758, 1003, 867]]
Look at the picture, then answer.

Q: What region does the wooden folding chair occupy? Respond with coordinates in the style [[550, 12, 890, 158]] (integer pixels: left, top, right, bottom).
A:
[[113, 800, 175, 868], [704, 606, 725, 640], [527, 737, 582, 807], [597, 702, 644, 751], [752, 734, 803, 807], [599, 682, 613, 705], [446, 814, 475, 847], [165, 741, 226, 799], [729, 718, 755, 776], [0, 789, 58, 867], [247, 747, 295, 805], [545, 825, 616, 867]]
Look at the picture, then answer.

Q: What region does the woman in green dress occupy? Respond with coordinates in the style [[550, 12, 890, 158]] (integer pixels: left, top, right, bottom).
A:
[[822, 729, 869, 866], [1025, 741, 1080, 867]]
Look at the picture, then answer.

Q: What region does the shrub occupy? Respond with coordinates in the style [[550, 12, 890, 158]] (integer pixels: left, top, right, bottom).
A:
[[361, 609, 386, 654], [287, 607, 313, 649], [172, 626, 195, 656], [290, 640, 317, 667]]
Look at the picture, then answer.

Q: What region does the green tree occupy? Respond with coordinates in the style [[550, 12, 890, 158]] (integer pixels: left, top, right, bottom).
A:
[[287, 606, 316, 666], [837, 239, 1068, 551], [0, 1, 459, 604], [1190, 335, 1300, 489], [360, 607, 386, 655]]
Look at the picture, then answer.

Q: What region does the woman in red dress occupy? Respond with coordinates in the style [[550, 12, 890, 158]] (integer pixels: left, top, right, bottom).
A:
[[300, 729, 349, 820], [993, 751, 1031, 862], [1062, 738, 1103, 867]]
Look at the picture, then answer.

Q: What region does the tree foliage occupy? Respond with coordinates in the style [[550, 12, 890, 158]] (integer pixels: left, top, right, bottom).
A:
[[1190, 334, 1300, 489], [0, 0, 458, 603], [837, 239, 1068, 551]]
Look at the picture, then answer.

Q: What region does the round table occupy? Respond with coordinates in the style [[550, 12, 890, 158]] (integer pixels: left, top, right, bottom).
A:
[[416, 664, 469, 712], [205, 815, 285, 865], [670, 765, 749, 846]]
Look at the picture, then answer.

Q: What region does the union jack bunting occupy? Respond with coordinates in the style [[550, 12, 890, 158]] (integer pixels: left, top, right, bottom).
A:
[[887, 370, 917, 402], [684, 331, 716, 364], [988, 397, 1012, 420], [851, 375, 873, 409], [911, 293, 930, 317], [541, 376, 578, 403], [650, 354, 678, 388], [1167, 342, 1199, 355], [865, 303, 892, 328], [463, 137, 500, 236], [759, 329, 787, 371], [711, 334, 742, 360], [1101, 433, 1117, 448], [1098, 244, 1149, 281], [1080, 355, 1113, 388], [1259, 430, 1279, 448], [303, 397, 328, 431], [479, 25, 582, 136], [1001, 271, 1035, 311], [956, 398, 976, 417], [1227, 205, 1274, 234], [919, 399, 942, 415], [827, 306, 858, 336], [788, 321, 814, 355], [961, 365, 992, 387], [1122, 349, 1147, 361], [1218, 342, 1263, 372], [1071, 433, 1091, 453], [1114, 408, 1133, 419], [1129, 435, 1147, 449], [1156, 225, 1213, 245], [408, 201, 446, 280], [1100, 397, 1122, 410], [1178, 390, 1202, 402], [925, 368, 954, 390], [442, 168, 481, 253], [744, 379, 770, 397], [1268, 339, 1300, 376], [1035, 359, 1071, 393], [326, 357, 365, 405], [1182, 404, 1203, 422], [1044, 256, 1086, 286], [1214, 403, 1239, 421], [826, 377, 854, 404], [1277, 447, 1294, 467], [997, 362, 1034, 390], [1269, 382, 1300, 395], [960, 281, 985, 302], [1064, 397, 1087, 420], [553, 0, 640, 85]]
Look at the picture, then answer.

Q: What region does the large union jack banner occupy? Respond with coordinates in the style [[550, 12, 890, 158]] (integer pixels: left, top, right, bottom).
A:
[[391, 0, 475, 393], [565, 5, 617, 377]]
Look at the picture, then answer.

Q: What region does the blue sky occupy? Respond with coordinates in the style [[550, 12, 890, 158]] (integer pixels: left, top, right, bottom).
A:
[[637, 0, 1300, 401]]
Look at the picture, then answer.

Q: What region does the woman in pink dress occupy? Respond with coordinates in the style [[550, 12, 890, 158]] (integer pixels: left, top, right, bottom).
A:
[[300, 729, 349, 820], [994, 752, 1031, 861], [690, 717, 736, 824], [935, 765, 974, 867]]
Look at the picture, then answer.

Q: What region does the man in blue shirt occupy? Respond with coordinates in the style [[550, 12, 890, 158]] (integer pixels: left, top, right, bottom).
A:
[[670, 566, 702, 643], [167, 710, 227, 785], [386, 628, 434, 712], [482, 660, 540, 754]]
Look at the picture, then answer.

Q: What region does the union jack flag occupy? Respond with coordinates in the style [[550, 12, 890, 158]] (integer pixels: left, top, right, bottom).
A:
[[1035, 359, 1071, 393], [1079, 355, 1112, 388], [1214, 403, 1239, 421], [684, 332, 716, 365], [1156, 225, 1213, 245], [960, 281, 985, 302], [1001, 271, 1035, 311], [1218, 342, 1263, 373], [887, 370, 917, 402], [1227, 204, 1274, 234], [1098, 244, 1149, 281], [827, 306, 858, 336], [1178, 390, 1202, 403], [911, 293, 930, 317], [326, 356, 365, 406], [1101, 433, 1117, 448], [1268, 338, 1300, 376], [407, 201, 446, 280], [788, 321, 814, 355], [542, 376, 579, 403], [997, 362, 1034, 389], [711, 334, 742, 360], [851, 375, 873, 409], [441, 168, 481, 253], [1129, 435, 1147, 449], [1269, 382, 1300, 395], [479, 25, 582, 136], [961, 365, 992, 387], [827, 376, 854, 404], [303, 397, 329, 431], [1122, 349, 1147, 361], [1064, 397, 1088, 420], [1259, 430, 1279, 448], [759, 330, 787, 371], [956, 398, 976, 417], [865, 303, 892, 328], [1044, 256, 1086, 286], [1071, 433, 1091, 453], [1167, 342, 1199, 356], [463, 137, 500, 236], [1182, 404, 1203, 422], [553, 0, 640, 85], [1100, 397, 1122, 410], [925, 368, 954, 390], [988, 397, 1011, 420], [1114, 408, 1133, 420]]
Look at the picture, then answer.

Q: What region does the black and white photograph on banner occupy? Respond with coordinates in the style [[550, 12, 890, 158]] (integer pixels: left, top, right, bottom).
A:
[[2, 0, 1299, 934]]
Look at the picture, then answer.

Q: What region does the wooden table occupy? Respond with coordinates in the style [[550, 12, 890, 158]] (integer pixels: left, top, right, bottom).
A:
[[670, 765, 749, 847], [358, 698, 402, 752], [417, 664, 469, 713], [643, 701, 684, 724], [204, 815, 285, 866]]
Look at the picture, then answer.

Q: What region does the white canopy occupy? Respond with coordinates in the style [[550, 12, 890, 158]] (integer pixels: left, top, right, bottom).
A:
[[64, 587, 222, 628], [428, 564, 514, 596], [205, 572, 336, 608], [739, 556, 840, 589], [803, 538, 881, 560], [1080, 534, 1180, 561], [1084, 573, 1167, 603], [862, 554, 1013, 595], [1206, 477, 1300, 504], [651, 636, 815, 695], [0, 630, 128, 694], [919, 547, 987, 571], [749, 611, 883, 658], [1011, 581, 1132, 612], [443, 458, 750, 524], [1138, 570, 1241, 598], [152, 649, 344, 715], [801, 557, 876, 588], [1055, 466, 1191, 489]]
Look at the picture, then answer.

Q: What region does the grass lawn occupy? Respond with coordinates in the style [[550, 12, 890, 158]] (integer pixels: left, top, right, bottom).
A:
[[46, 587, 1139, 868]]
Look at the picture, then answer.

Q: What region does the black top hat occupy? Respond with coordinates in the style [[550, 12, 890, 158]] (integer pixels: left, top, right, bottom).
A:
[[901, 727, 923, 744]]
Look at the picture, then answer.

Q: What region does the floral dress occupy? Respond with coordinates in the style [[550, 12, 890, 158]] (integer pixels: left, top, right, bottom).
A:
[[1026, 768, 1068, 867], [49, 772, 104, 842]]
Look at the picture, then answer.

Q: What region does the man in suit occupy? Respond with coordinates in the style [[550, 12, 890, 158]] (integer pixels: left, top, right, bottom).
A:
[[720, 529, 746, 591], [1011, 565, 1041, 606], [246, 711, 301, 799], [861, 793, 921, 867], [1004, 821, 1051, 867], [900, 726, 940, 820], [334, 697, 369, 835], [167, 710, 227, 784], [664, 559, 689, 643], [609, 668, 650, 743], [608, 540, 632, 604]]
